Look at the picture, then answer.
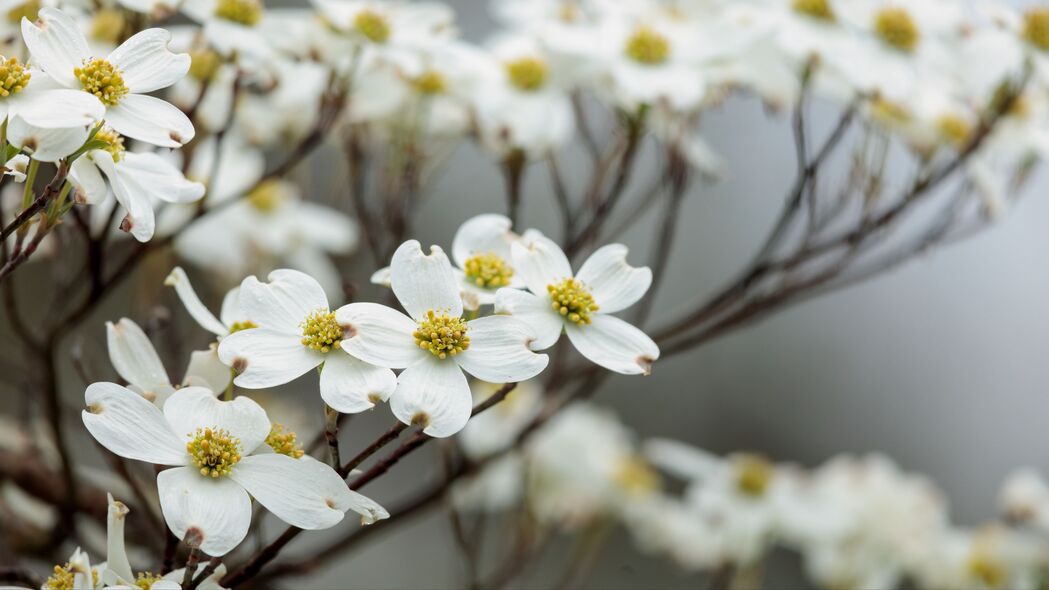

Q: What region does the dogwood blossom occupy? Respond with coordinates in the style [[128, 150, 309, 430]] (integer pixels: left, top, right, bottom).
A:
[[22, 7, 195, 147], [336, 240, 548, 437], [217, 269, 397, 414], [83, 383, 388, 556], [496, 234, 658, 374]]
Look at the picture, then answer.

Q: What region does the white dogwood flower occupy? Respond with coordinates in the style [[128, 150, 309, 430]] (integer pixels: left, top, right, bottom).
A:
[[67, 127, 205, 241], [217, 269, 397, 414], [103, 494, 208, 590], [21, 7, 194, 147], [42, 547, 102, 590], [496, 234, 658, 375], [83, 383, 389, 556], [336, 240, 549, 437]]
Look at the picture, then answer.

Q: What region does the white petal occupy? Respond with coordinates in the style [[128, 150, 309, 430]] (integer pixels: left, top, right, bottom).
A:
[[183, 349, 232, 393], [335, 302, 425, 369], [94, 151, 155, 241], [564, 315, 659, 375], [69, 155, 108, 205], [107, 28, 190, 93], [451, 213, 514, 268], [232, 454, 386, 529], [20, 8, 90, 87], [238, 269, 329, 334], [163, 387, 270, 454], [576, 244, 651, 314], [114, 152, 205, 204], [107, 93, 195, 147], [10, 88, 104, 128], [165, 267, 227, 336], [319, 352, 397, 414], [390, 240, 462, 321], [157, 466, 251, 557], [219, 286, 246, 327], [493, 288, 563, 350], [390, 358, 472, 438], [106, 318, 172, 398], [6, 116, 88, 162], [218, 328, 322, 388], [370, 266, 391, 287], [104, 497, 133, 585], [510, 234, 572, 295], [457, 315, 548, 383], [82, 382, 187, 465]]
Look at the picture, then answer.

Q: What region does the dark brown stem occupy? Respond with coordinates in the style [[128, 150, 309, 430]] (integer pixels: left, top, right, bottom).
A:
[[338, 421, 407, 477]]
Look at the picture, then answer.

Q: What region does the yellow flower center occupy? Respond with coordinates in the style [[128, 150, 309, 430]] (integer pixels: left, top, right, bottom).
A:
[[870, 97, 910, 125], [186, 427, 242, 478], [6, 0, 39, 23], [90, 8, 126, 44], [412, 70, 447, 95], [0, 56, 30, 98], [94, 127, 126, 162], [615, 455, 661, 496], [547, 278, 599, 325], [266, 423, 305, 458], [228, 320, 258, 333], [463, 252, 514, 289], [354, 9, 390, 43], [215, 0, 262, 26], [414, 310, 470, 359], [300, 310, 343, 353], [505, 57, 548, 91], [1023, 8, 1049, 51], [734, 454, 773, 497], [968, 553, 1006, 589], [246, 180, 284, 213], [874, 7, 919, 52], [75, 58, 128, 106], [135, 571, 163, 590], [44, 564, 98, 590], [792, 0, 834, 21], [624, 26, 670, 65], [189, 48, 222, 81], [937, 114, 970, 147]]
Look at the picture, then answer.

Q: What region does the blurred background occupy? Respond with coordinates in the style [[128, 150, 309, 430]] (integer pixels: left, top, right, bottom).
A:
[[5, 0, 1049, 588]]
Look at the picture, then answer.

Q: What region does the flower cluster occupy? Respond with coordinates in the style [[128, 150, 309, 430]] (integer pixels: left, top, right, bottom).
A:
[[456, 397, 1049, 590]]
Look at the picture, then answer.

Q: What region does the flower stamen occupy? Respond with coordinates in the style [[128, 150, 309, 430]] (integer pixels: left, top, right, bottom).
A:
[[734, 454, 773, 497], [74, 58, 128, 106], [412, 70, 447, 95], [301, 310, 343, 353], [134, 571, 163, 590], [0, 56, 30, 98], [186, 427, 241, 478], [354, 9, 390, 43], [874, 7, 919, 52], [792, 0, 834, 21], [624, 26, 670, 65], [215, 0, 262, 26], [266, 423, 305, 458], [229, 320, 258, 333], [414, 310, 470, 359], [505, 57, 548, 92], [1024, 8, 1049, 51], [547, 278, 599, 325], [94, 127, 126, 162], [463, 252, 514, 289]]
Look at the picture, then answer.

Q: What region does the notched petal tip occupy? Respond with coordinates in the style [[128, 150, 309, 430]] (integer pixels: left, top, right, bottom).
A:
[[232, 357, 248, 374], [120, 214, 134, 233], [86, 402, 104, 414], [169, 131, 184, 144], [410, 412, 430, 428], [340, 323, 357, 339]]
